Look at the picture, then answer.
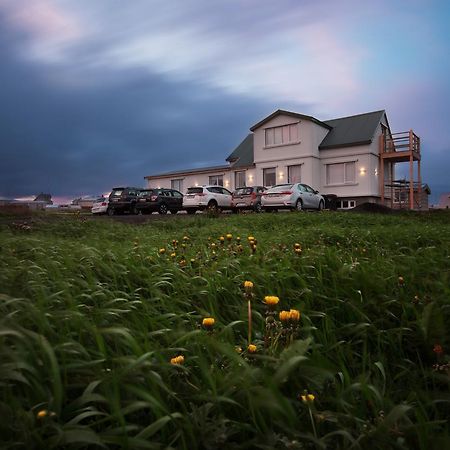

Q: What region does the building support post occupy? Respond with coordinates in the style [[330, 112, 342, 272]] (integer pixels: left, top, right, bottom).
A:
[[418, 158, 422, 209], [379, 135, 385, 206], [409, 129, 414, 210]]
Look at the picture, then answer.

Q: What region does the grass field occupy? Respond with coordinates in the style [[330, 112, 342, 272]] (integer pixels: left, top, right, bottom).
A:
[[0, 211, 449, 449]]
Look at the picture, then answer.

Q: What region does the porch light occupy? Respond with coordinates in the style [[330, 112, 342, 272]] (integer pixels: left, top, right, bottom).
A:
[[375, 168, 378, 176], [195, 182, 199, 187], [279, 172, 284, 179], [225, 180, 230, 187], [248, 175, 254, 182], [359, 167, 366, 175]]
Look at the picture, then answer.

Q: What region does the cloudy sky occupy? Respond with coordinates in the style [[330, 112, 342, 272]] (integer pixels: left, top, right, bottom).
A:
[[1, 0, 449, 202]]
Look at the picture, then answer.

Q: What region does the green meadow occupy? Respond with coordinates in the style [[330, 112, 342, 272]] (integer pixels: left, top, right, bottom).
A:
[[0, 211, 449, 449]]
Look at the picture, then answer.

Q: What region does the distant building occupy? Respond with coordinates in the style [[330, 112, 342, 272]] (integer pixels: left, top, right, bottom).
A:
[[34, 193, 53, 205], [435, 193, 450, 209]]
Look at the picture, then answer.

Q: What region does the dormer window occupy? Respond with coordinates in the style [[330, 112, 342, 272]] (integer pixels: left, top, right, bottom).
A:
[[265, 123, 298, 147]]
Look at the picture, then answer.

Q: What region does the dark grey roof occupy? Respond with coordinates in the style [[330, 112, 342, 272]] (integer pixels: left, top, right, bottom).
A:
[[319, 110, 385, 149], [226, 134, 254, 168], [145, 164, 230, 179], [250, 109, 332, 132]]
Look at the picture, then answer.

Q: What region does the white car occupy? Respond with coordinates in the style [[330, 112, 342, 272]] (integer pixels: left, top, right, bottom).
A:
[[261, 183, 325, 212], [91, 197, 110, 215], [183, 186, 233, 214]]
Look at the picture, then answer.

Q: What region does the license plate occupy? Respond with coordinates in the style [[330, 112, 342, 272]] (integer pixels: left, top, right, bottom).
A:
[[139, 199, 146, 202], [236, 203, 246, 207], [186, 194, 195, 198]]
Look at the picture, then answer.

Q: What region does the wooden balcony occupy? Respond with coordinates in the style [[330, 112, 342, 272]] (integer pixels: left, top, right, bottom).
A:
[[379, 130, 422, 210]]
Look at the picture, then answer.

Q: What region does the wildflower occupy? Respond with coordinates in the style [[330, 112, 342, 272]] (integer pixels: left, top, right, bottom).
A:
[[181, 243, 187, 249], [244, 281, 254, 290], [36, 409, 55, 419], [247, 236, 255, 242], [289, 309, 301, 322], [300, 393, 315, 403], [170, 355, 185, 365], [398, 276, 405, 286], [237, 244, 243, 253], [294, 248, 302, 255], [247, 344, 257, 354], [235, 346, 243, 353], [264, 296, 280, 307], [250, 244, 257, 254], [183, 236, 189, 242], [412, 295, 420, 304], [236, 236, 241, 243], [219, 236, 225, 243], [172, 239, 178, 247], [190, 258, 196, 266], [279, 310, 290, 323], [433, 344, 444, 355], [226, 233, 233, 241], [159, 248, 166, 255], [294, 243, 301, 250], [170, 252, 176, 258], [202, 317, 215, 329]]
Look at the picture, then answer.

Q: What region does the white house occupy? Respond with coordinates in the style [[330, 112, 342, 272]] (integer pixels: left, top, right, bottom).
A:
[[145, 109, 426, 209]]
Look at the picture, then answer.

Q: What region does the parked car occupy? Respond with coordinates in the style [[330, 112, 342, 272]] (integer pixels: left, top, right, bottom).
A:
[[261, 183, 325, 212], [136, 188, 183, 215], [231, 186, 267, 213], [183, 185, 233, 214], [108, 187, 141, 215], [91, 196, 109, 215]]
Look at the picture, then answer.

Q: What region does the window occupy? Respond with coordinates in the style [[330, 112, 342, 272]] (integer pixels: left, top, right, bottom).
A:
[[394, 190, 408, 203], [209, 175, 223, 186], [338, 200, 356, 209], [172, 190, 183, 198], [265, 123, 298, 146], [263, 168, 276, 187], [326, 162, 356, 185], [288, 165, 302, 183], [171, 179, 183, 192], [235, 171, 246, 188]]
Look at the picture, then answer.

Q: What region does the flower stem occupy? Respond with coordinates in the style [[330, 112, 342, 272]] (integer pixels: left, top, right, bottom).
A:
[[248, 299, 252, 345], [308, 407, 317, 439]]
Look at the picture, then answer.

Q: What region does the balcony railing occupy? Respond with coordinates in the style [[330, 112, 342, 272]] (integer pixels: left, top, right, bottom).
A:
[[383, 130, 420, 155]]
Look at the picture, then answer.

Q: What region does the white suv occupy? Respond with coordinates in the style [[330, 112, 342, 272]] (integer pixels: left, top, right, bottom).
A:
[[183, 186, 232, 214]]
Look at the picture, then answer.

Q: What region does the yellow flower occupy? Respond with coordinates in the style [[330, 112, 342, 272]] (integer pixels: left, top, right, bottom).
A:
[[294, 248, 302, 255], [170, 252, 176, 258], [36, 410, 48, 419], [247, 344, 257, 353], [226, 233, 233, 241], [398, 276, 405, 286], [264, 295, 280, 306], [183, 236, 189, 241], [279, 310, 290, 322], [211, 242, 217, 249], [219, 236, 225, 242], [236, 236, 241, 243], [170, 355, 185, 365], [300, 393, 315, 403], [244, 281, 254, 289], [159, 248, 166, 254], [289, 309, 301, 322], [202, 317, 215, 329], [294, 243, 301, 249], [247, 236, 255, 242]]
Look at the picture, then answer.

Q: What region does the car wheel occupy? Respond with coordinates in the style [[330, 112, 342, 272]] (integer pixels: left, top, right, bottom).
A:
[[318, 200, 324, 211], [294, 199, 303, 211], [254, 202, 262, 213], [107, 208, 115, 216], [207, 200, 218, 211], [186, 209, 196, 215], [158, 203, 168, 215], [170, 210, 178, 215]]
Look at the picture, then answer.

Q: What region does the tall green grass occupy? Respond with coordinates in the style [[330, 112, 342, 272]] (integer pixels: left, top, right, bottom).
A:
[[0, 211, 449, 449]]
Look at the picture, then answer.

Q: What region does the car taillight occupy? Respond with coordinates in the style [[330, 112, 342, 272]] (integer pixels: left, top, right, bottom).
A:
[[261, 193, 267, 197], [101, 202, 107, 206], [150, 195, 158, 201], [251, 192, 257, 199], [196, 193, 206, 197], [280, 191, 293, 195]]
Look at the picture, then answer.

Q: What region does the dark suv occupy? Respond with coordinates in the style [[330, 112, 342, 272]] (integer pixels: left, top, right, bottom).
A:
[[231, 186, 267, 213], [136, 188, 183, 215], [108, 187, 141, 215]]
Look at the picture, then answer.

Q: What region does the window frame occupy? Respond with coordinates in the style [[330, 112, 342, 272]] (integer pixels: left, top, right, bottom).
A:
[[235, 170, 246, 189], [263, 167, 277, 187], [326, 162, 356, 186], [208, 175, 224, 186], [265, 123, 299, 148]]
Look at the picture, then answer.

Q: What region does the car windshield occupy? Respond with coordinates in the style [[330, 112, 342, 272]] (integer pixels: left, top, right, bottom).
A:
[[234, 188, 253, 195], [95, 197, 106, 202], [111, 190, 123, 196], [187, 187, 203, 194], [267, 184, 294, 193]]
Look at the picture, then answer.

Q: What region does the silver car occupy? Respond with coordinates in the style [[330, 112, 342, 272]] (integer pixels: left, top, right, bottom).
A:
[[261, 183, 324, 211]]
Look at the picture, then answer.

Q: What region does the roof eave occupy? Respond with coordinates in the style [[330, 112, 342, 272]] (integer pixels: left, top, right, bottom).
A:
[[319, 140, 372, 150]]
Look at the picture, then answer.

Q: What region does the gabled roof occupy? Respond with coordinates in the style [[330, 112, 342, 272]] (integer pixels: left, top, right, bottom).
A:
[[319, 110, 385, 150], [250, 109, 332, 132], [226, 134, 254, 168]]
